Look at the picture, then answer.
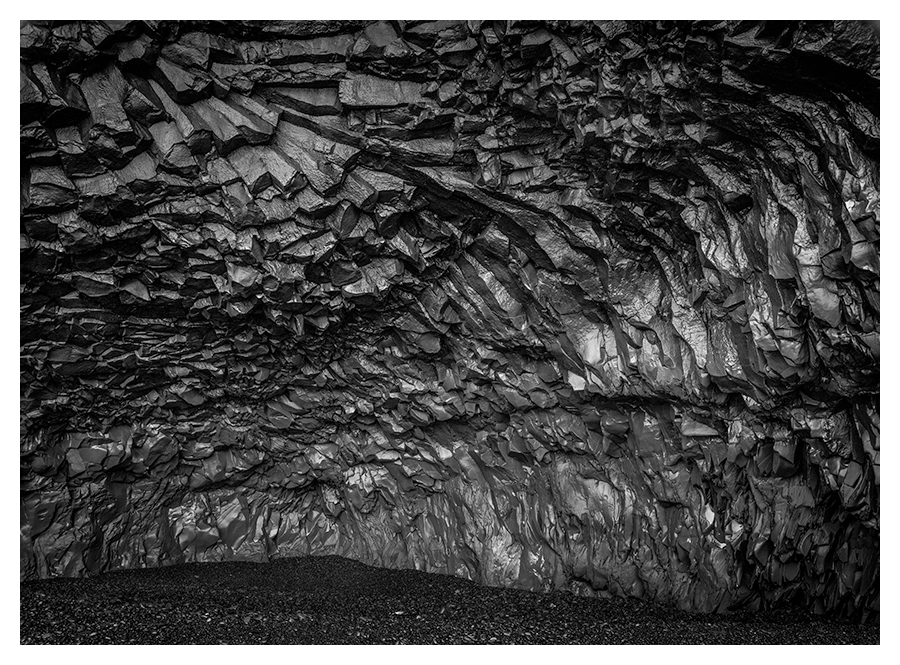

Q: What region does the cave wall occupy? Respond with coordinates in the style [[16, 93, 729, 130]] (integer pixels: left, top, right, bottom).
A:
[[20, 20, 879, 619]]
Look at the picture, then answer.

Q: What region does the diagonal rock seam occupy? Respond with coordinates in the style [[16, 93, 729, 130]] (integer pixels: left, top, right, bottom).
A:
[[20, 20, 879, 620]]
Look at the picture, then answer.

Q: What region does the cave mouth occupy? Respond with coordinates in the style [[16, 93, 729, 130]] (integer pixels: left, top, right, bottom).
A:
[[21, 19, 879, 627]]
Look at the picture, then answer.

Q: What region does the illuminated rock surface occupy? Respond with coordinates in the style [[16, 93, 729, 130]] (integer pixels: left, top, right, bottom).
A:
[[20, 20, 879, 621]]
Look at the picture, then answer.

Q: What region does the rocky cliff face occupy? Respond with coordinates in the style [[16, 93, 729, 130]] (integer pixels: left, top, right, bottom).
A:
[[20, 20, 879, 620]]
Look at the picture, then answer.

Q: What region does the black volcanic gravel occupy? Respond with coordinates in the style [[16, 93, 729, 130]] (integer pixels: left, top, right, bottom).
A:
[[20, 555, 878, 645]]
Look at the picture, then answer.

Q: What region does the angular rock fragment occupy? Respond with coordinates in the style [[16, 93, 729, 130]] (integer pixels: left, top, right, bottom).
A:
[[338, 72, 426, 107], [262, 86, 342, 116]]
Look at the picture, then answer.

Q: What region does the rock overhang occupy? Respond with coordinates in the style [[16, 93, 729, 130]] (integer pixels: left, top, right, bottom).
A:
[[20, 20, 879, 621]]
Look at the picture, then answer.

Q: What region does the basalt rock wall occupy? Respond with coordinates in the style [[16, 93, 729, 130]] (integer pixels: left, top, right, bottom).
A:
[[20, 20, 879, 620]]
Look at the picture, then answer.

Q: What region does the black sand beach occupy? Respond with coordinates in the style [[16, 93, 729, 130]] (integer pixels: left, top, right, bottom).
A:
[[20, 555, 879, 645]]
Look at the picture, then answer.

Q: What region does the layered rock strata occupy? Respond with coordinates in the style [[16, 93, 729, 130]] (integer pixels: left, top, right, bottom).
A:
[[20, 20, 879, 619]]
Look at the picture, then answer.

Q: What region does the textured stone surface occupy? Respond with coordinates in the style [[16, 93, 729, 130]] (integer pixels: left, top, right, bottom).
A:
[[20, 20, 879, 620]]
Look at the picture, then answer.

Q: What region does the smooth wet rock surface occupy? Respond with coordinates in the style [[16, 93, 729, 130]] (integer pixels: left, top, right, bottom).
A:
[[20, 555, 878, 644]]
